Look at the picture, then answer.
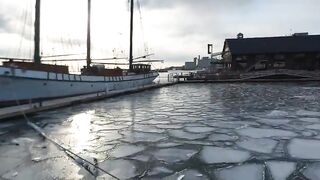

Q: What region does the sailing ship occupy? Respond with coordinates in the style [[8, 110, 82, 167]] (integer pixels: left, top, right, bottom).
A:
[[0, 0, 159, 106]]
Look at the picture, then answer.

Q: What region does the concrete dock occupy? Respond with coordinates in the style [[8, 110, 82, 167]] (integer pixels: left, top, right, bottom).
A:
[[0, 82, 177, 121]]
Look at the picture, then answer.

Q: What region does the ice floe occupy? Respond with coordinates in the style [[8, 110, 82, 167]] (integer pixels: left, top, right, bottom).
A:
[[152, 148, 198, 163], [122, 132, 166, 143], [200, 146, 250, 164], [296, 110, 320, 117], [184, 126, 215, 133], [148, 166, 173, 176], [288, 139, 320, 159], [98, 159, 139, 179], [237, 128, 297, 139], [266, 161, 296, 180], [109, 144, 145, 158], [168, 130, 207, 140], [266, 110, 289, 118], [236, 138, 278, 154], [303, 163, 320, 180], [164, 169, 208, 180], [208, 133, 238, 142], [215, 164, 264, 180]]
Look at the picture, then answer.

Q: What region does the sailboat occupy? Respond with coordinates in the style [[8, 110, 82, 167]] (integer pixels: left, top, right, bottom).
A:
[[0, 0, 159, 107]]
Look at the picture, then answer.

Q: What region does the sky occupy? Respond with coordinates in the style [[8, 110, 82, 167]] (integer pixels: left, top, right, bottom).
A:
[[0, 0, 320, 69]]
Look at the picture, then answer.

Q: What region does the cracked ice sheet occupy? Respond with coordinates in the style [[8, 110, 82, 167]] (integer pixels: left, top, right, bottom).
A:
[[164, 169, 208, 180], [266, 161, 296, 180], [288, 139, 320, 159], [200, 146, 250, 164], [152, 148, 198, 163], [215, 164, 264, 180], [237, 127, 297, 139], [121, 131, 166, 143], [97, 159, 139, 180], [109, 144, 145, 158], [168, 130, 207, 140], [236, 138, 278, 154]]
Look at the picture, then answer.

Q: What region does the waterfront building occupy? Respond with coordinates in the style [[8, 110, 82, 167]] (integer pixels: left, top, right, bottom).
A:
[[222, 33, 320, 72]]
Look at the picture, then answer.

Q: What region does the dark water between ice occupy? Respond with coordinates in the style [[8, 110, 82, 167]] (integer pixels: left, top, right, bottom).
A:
[[1, 82, 320, 179]]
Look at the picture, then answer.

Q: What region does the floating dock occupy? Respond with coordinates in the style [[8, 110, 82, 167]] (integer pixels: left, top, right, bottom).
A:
[[0, 82, 177, 121]]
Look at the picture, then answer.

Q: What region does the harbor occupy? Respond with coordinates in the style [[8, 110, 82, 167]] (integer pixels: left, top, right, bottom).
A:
[[1, 82, 320, 179], [1, 0, 320, 179]]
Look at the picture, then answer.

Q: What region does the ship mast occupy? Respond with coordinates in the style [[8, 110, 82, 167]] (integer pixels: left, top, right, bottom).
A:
[[86, 0, 92, 67], [34, 0, 41, 64], [129, 0, 134, 71]]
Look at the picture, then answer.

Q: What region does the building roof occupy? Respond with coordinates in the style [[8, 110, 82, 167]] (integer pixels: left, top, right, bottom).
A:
[[224, 35, 320, 55]]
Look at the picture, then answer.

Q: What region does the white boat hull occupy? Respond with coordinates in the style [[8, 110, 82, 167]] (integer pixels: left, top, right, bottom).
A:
[[0, 66, 158, 105]]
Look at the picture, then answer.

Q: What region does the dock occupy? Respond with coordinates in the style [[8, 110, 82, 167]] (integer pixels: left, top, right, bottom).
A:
[[0, 82, 177, 121]]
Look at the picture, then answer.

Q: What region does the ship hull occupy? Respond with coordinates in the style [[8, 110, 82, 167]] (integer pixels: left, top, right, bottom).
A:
[[0, 66, 158, 106]]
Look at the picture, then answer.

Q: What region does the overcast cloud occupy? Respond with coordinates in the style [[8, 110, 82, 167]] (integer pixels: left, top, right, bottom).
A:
[[0, 0, 320, 67]]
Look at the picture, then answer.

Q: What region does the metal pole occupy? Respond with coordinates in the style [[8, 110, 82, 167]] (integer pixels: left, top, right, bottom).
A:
[[34, 0, 41, 64], [86, 0, 92, 68], [129, 0, 134, 71]]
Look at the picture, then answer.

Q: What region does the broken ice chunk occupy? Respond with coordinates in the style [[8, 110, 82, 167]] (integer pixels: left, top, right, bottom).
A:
[[266, 161, 296, 180], [215, 164, 264, 180], [288, 139, 320, 159], [200, 146, 250, 164]]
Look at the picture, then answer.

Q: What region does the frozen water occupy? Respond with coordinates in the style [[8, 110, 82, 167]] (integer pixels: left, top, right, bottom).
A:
[[155, 124, 183, 129], [122, 132, 166, 143], [184, 126, 215, 133], [303, 163, 320, 180], [132, 125, 165, 133], [237, 128, 297, 138], [200, 146, 250, 164], [130, 155, 150, 162], [97, 131, 122, 142], [95, 145, 115, 152], [169, 130, 207, 140], [266, 161, 296, 180], [299, 118, 320, 123], [148, 166, 173, 176], [109, 144, 145, 158], [156, 142, 182, 148], [208, 133, 238, 142], [267, 110, 289, 117], [164, 169, 208, 180], [11, 137, 35, 145], [296, 110, 320, 117], [236, 138, 278, 154], [288, 139, 320, 159], [215, 164, 264, 180], [152, 148, 198, 163], [306, 124, 320, 130], [98, 159, 139, 180], [258, 118, 291, 125]]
